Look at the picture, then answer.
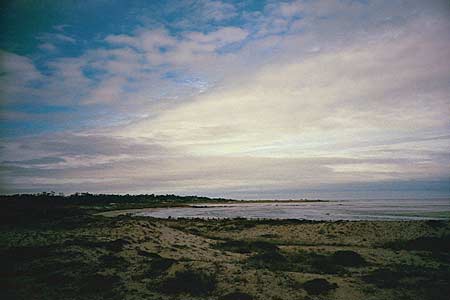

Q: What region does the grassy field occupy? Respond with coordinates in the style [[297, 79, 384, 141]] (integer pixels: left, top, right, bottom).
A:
[[1, 195, 449, 300]]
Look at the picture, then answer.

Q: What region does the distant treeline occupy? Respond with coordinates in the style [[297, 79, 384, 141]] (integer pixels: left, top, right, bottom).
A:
[[0, 192, 233, 206], [0, 192, 234, 226]]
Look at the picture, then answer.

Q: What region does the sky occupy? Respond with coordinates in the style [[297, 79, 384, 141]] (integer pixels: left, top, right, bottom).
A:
[[0, 0, 449, 199]]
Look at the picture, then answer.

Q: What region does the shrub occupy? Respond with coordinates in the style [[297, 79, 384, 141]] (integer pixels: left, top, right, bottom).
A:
[[79, 274, 122, 294], [302, 278, 338, 295], [98, 254, 128, 267], [158, 269, 216, 296], [295, 251, 344, 274], [362, 268, 401, 288], [309, 257, 343, 274], [145, 254, 176, 276], [383, 235, 450, 253], [1, 245, 55, 261], [247, 250, 288, 270], [247, 249, 347, 274], [331, 250, 366, 267]]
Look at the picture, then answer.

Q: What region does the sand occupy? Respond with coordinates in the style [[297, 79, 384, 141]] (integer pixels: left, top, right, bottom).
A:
[[2, 210, 449, 300]]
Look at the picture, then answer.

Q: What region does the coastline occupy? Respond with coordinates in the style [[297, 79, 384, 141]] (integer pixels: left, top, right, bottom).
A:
[[2, 196, 449, 300], [96, 198, 450, 221]]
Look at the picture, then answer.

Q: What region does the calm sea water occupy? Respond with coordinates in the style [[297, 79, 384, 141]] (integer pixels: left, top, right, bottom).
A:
[[134, 198, 450, 221]]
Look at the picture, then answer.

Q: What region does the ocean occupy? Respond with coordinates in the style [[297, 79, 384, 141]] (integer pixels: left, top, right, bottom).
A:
[[134, 198, 450, 220]]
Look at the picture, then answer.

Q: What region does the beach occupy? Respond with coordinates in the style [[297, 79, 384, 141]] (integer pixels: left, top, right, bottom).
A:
[[1, 199, 449, 300]]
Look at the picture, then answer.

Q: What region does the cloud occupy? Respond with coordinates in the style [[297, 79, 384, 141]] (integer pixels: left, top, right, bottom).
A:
[[38, 33, 76, 43], [82, 76, 126, 104], [38, 42, 57, 52], [104, 34, 138, 46], [0, 51, 44, 104], [105, 26, 248, 68], [1, 0, 449, 197], [106, 28, 177, 51], [121, 15, 450, 157], [2, 156, 66, 166], [184, 27, 248, 45], [202, 1, 238, 21], [1, 141, 448, 197], [53, 24, 69, 32], [1, 133, 166, 159], [0, 51, 42, 82]]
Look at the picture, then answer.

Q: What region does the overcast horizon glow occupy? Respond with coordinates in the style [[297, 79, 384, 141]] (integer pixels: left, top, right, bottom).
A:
[[1, 0, 449, 199]]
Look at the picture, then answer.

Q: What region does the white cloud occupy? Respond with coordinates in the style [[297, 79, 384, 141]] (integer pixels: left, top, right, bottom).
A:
[[104, 34, 138, 46], [38, 33, 76, 43], [0, 51, 44, 103], [82, 76, 126, 104], [202, 0, 237, 21], [1, 0, 449, 197], [184, 27, 248, 45], [0, 51, 42, 81], [105, 26, 248, 69], [53, 33, 76, 43], [38, 42, 57, 52], [53, 24, 69, 32], [121, 15, 450, 158]]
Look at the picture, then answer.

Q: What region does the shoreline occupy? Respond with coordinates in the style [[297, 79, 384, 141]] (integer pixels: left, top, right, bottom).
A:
[[95, 199, 329, 217], [2, 196, 449, 300], [2, 214, 449, 300], [96, 199, 450, 221]]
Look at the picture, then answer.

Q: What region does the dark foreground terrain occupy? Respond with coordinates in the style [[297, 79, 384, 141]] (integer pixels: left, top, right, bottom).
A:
[[1, 194, 449, 300]]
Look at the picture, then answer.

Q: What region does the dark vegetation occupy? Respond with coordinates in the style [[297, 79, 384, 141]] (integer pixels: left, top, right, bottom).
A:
[[0, 192, 232, 227], [383, 235, 450, 253], [219, 291, 254, 300], [330, 250, 366, 267], [0, 240, 126, 300], [143, 253, 176, 277], [64, 238, 130, 251], [245, 247, 366, 274], [302, 278, 338, 295], [1, 193, 449, 300], [158, 269, 217, 296], [1, 192, 231, 206], [362, 264, 450, 300]]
